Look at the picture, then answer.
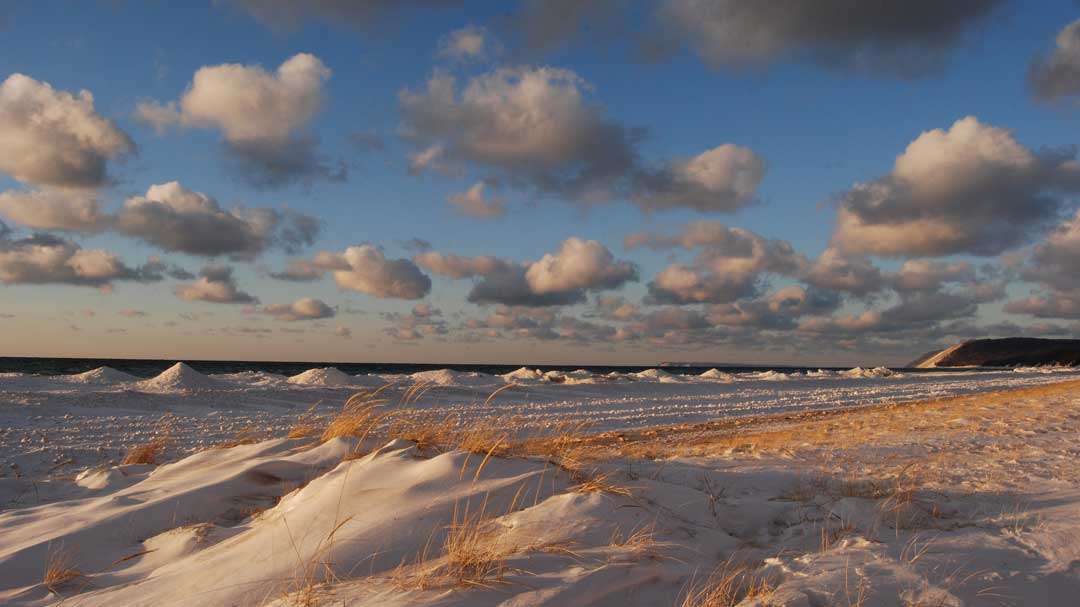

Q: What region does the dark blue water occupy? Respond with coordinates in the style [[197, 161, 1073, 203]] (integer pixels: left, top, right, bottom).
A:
[[0, 356, 979, 379]]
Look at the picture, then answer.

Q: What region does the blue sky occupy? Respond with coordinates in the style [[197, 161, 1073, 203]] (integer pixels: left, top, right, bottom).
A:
[[1, 1, 1080, 366]]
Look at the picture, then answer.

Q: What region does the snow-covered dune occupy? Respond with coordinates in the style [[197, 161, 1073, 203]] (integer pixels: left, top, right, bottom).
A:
[[3, 376, 1080, 606]]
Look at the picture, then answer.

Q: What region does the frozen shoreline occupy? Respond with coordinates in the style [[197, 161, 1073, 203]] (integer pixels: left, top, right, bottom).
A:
[[3, 363, 1080, 479], [0, 373, 1078, 606]]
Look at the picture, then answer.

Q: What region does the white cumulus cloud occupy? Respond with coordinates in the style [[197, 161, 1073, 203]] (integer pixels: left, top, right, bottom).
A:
[[634, 144, 765, 212], [116, 181, 319, 259], [175, 264, 259, 304], [525, 237, 637, 294], [255, 297, 335, 321], [135, 54, 340, 187], [300, 245, 432, 299], [0, 73, 133, 188], [0, 188, 109, 232], [831, 116, 1080, 257]]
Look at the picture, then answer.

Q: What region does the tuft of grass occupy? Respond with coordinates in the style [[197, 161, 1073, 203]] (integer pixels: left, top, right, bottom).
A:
[[386, 410, 457, 453], [394, 485, 535, 591], [43, 544, 85, 593], [288, 384, 398, 443], [441, 497, 515, 588], [391, 503, 517, 591], [385, 384, 600, 463], [700, 475, 727, 518], [482, 382, 518, 406], [514, 419, 595, 462], [121, 439, 166, 465], [275, 435, 366, 607], [278, 514, 354, 607], [121, 417, 174, 465], [994, 502, 1044, 537], [608, 524, 669, 562], [776, 478, 821, 503], [288, 402, 324, 439], [303, 383, 600, 465], [401, 381, 436, 406], [320, 391, 393, 443], [392, 532, 440, 591], [876, 461, 945, 533], [837, 474, 891, 500], [837, 557, 870, 607], [679, 555, 775, 607], [569, 470, 634, 498], [819, 513, 857, 553], [388, 410, 522, 460], [457, 416, 514, 458]]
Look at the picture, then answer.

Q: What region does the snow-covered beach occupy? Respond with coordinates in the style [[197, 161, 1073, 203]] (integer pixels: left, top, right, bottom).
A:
[[1, 366, 1080, 605], [3, 363, 1079, 478], [9, 0, 1080, 604]]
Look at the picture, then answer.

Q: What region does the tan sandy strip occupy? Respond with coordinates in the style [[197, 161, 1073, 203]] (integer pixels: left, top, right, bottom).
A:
[[562, 378, 1080, 459]]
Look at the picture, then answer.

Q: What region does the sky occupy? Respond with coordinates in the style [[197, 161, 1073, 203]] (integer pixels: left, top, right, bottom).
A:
[[2, 1, 1080, 366]]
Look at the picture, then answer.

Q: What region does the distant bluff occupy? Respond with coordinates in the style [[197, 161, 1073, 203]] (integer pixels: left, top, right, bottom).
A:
[[910, 338, 1080, 368]]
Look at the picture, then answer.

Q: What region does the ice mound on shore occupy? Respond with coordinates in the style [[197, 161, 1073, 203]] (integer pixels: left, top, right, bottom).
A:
[[68, 366, 137, 384], [215, 370, 287, 386], [601, 371, 636, 382], [841, 366, 898, 379], [1013, 365, 1074, 373], [287, 367, 356, 387], [541, 369, 597, 384], [502, 367, 543, 382], [634, 368, 683, 382], [137, 363, 226, 391], [747, 370, 791, 381], [409, 368, 498, 387], [699, 368, 735, 382]]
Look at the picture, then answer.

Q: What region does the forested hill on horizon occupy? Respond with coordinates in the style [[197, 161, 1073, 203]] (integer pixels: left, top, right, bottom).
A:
[[911, 338, 1080, 368]]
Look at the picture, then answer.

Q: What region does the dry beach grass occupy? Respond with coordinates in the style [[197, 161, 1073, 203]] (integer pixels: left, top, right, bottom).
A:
[[119, 417, 174, 465], [566, 377, 1080, 461], [5, 377, 1080, 606], [271, 378, 1080, 605], [41, 544, 84, 593]]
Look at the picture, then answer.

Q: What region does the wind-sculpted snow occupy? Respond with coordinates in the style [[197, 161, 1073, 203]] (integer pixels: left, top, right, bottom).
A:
[[0, 438, 682, 606], [4, 382, 1080, 606], [1, 365, 1079, 478], [0, 376, 1079, 605]]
